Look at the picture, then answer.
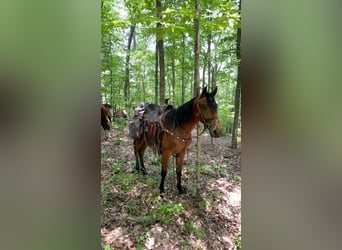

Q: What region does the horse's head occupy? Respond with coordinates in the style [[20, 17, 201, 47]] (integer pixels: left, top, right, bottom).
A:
[[195, 86, 221, 138]]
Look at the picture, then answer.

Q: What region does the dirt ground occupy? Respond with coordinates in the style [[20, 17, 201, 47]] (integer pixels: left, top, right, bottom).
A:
[[101, 124, 241, 250]]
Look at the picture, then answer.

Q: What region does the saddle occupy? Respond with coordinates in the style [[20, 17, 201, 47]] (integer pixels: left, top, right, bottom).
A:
[[129, 100, 175, 153], [143, 104, 161, 123]]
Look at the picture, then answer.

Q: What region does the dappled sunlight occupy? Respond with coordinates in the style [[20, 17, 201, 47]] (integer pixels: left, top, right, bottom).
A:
[[207, 177, 241, 228], [189, 237, 207, 250], [101, 227, 135, 249], [101, 126, 241, 249]]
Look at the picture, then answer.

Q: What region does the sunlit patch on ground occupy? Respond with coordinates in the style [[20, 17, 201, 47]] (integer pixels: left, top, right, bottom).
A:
[[101, 126, 241, 249]]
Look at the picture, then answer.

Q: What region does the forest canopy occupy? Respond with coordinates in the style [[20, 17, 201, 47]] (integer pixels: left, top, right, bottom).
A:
[[101, 0, 240, 136]]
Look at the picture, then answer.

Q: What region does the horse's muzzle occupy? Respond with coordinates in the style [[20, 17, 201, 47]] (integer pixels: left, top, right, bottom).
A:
[[208, 120, 221, 138], [209, 127, 221, 138]]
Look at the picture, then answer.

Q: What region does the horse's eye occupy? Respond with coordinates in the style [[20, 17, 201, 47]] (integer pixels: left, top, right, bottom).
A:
[[200, 105, 207, 110]]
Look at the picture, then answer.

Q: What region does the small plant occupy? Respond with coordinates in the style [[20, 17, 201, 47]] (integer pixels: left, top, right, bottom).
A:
[[187, 165, 196, 173], [101, 183, 111, 207], [235, 232, 241, 249], [210, 190, 222, 200], [111, 172, 139, 191], [101, 151, 109, 165], [199, 166, 208, 174], [103, 244, 112, 250], [198, 198, 212, 211], [152, 203, 184, 224], [184, 219, 204, 239], [112, 161, 124, 173], [186, 184, 196, 194], [136, 231, 151, 249], [126, 200, 139, 215], [233, 175, 241, 182], [148, 154, 161, 165], [179, 240, 191, 248], [138, 215, 154, 226], [146, 177, 157, 186]]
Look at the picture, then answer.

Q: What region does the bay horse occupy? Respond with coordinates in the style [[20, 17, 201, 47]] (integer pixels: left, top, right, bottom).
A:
[[103, 104, 114, 122], [133, 86, 221, 194], [101, 104, 110, 131]]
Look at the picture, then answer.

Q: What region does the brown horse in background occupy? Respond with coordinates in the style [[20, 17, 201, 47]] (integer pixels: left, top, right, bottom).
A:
[[133, 86, 221, 194], [101, 104, 110, 131], [103, 104, 114, 122]]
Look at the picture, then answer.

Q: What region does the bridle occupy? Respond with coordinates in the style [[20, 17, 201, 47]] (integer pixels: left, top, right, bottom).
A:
[[196, 101, 219, 130], [160, 98, 219, 142]]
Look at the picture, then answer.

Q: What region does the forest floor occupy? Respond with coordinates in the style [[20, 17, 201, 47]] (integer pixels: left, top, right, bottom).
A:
[[101, 122, 241, 250]]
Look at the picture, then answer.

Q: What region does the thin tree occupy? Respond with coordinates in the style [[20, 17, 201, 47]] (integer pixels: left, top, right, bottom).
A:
[[207, 32, 212, 91], [194, 0, 201, 199], [155, 40, 159, 104], [124, 25, 136, 111], [231, 0, 241, 148], [171, 40, 176, 102], [156, 0, 165, 105], [181, 33, 185, 104]]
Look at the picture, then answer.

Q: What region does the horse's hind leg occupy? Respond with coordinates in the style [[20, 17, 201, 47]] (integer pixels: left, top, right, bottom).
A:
[[159, 150, 172, 193], [133, 139, 141, 171], [139, 144, 147, 175]]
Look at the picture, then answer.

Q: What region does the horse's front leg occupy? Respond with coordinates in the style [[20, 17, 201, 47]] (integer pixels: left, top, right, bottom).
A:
[[159, 150, 172, 193], [176, 151, 186, 194]]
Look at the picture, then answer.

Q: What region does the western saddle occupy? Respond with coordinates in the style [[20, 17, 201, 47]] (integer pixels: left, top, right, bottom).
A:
[[129, 100, 174, 153]]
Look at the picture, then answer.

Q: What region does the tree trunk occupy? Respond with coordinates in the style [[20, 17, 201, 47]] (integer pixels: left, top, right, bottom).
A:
[[181, 34, 185, 104], [124, 25, 135, 111], [142, 67, 146, 102], [158, 40, 165, 105], [231, 0, 241, 149], [206, 33, 213, 144], [155, 40, 159, 104], [194, 0, 201, 199], [202, 58, 206, 88], [156, 0, 165, 105], [171, 40, 176, 102], [207, 32, 212, 90]]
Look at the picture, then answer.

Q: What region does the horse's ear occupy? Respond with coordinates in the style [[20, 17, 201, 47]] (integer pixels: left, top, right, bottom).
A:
[[200, 86, 207, 98], [211, 86, 217, 96]]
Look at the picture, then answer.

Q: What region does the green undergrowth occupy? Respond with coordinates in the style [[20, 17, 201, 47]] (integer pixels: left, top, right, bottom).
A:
[[235, 232, 241, 249], [101, 183, 112, 207], [184, 219, 205, 239], [187, 163, 232, 178], [111, 172, 140, 191], [138, 203, 184, 226], [136, 231, 151, 250]]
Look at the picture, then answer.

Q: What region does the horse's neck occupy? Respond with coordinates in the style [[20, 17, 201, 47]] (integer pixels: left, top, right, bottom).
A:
[[175, 101, 200, 136]]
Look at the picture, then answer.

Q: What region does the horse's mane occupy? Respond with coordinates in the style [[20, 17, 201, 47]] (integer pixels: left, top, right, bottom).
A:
[[163, 91, 217, 129], [163, 97, 196, 129]]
